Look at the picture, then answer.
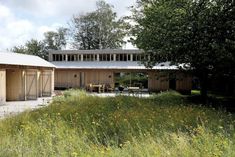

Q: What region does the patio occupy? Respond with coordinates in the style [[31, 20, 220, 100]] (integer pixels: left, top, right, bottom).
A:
[[0, 97, 52, 119]]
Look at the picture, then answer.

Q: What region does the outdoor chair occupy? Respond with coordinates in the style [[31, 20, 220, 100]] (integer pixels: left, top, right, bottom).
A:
[[101, 84, 105, 93], [86, 83, 93, 92], [105, 84, 114, 92]]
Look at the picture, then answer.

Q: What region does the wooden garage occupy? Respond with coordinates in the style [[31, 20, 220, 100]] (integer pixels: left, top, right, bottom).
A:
[[0, 52, 55, 104]]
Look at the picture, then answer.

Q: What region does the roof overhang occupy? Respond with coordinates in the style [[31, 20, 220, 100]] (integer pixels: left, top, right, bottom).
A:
[[51, 61, 181, 70], [0, 52, 56, 68]]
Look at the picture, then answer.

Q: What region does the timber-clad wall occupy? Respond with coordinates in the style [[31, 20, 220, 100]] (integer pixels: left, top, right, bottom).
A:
[[176, 72, 192, 92], [148, 71, 192, 92], [55, 69, 114, 89], [55, 69, 192, 93], [148, 71, 169, 91], [6, 69, 25, 101], [0, 69, 6, 103], [0, 65, 54, 103]]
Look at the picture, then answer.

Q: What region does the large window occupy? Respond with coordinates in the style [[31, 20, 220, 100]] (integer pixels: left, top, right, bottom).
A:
[[52, 54, 66, 61], [132, 54, 141, 61], [99, 54, 114, 61], [114, 72, 148, 88], [83, 54, 97, 61], [116, 54, 129, 61], [67, 54, 81, 61]]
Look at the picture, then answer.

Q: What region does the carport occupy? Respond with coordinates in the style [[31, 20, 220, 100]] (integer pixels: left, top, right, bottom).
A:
[[0, 52, 55, 104]]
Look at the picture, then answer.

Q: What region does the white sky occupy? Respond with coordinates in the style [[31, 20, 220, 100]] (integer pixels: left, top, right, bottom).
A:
[[0, 0, 136, 51]]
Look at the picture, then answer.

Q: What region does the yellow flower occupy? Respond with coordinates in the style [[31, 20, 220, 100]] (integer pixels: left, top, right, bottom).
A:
[[71, 152, 78, 157]]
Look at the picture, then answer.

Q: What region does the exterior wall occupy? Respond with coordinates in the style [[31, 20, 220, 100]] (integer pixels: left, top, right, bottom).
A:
[[37, 70, 42, 97], [55, 69, 114, 89], [85, 70, 114, 86], [0, 69, 6, 104], [6, 68, 54, 101], [55, 69, 192, 93], [25, 69, 38, 100], [148, 71, 169, 91], [148, 71, 192, 93], [51, 69, 55, 95], [40, 70, 54, 97], [6, 69, 25, 101], [176, 72, 192, 93]]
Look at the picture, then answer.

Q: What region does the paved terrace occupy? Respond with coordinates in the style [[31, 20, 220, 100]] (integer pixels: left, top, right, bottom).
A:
[[0, 97, 52, 119]]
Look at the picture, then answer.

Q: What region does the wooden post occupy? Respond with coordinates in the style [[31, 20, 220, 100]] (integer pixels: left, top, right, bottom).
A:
[[23, 70, 27, 101]]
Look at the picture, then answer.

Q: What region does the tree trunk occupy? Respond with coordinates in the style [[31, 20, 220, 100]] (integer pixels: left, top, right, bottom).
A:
[[200, 71, 208, 103]]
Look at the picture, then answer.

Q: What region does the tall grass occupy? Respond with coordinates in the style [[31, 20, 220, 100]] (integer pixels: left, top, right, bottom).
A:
[[0, 90, 234, 156]]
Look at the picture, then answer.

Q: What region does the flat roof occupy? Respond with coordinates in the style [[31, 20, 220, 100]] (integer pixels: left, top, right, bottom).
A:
[[49, 49, 142, 54], [51, 61, 179, 70], [0, 52, 55, 68]]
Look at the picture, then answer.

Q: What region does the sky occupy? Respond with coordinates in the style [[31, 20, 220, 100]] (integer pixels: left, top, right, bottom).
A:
[[0, 0, 136, 51]]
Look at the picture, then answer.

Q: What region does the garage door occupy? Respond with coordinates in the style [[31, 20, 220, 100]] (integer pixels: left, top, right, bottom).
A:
[[41, 71, 52, 96], [26, 71, 37, 100]]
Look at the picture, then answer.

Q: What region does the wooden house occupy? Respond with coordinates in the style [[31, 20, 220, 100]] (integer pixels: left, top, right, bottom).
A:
[[49, 50, 192, 93], [0, 52, 55, 105]]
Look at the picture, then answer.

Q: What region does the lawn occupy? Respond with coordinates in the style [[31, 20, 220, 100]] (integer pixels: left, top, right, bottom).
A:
[[0, 90, 234, 157]]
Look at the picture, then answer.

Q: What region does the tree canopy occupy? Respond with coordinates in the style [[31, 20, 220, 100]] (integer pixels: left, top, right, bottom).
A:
[[70, 0, 128, 50], [11, 39, 46, 59], [131, 0, 235, 97], [43, 27, 68, 50], [12, 27, 67, 60]]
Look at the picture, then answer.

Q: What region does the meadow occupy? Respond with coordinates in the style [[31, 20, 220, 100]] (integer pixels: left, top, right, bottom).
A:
[[0, 90, 234, 157]]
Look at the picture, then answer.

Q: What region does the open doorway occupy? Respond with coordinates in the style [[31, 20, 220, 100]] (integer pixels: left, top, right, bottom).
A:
[[114, 72, 148, 89], [169, 73, 176, 90]]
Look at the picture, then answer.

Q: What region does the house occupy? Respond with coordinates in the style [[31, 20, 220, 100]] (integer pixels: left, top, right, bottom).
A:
[[49, 49, 192, 93], [0, 52, 55, 105]]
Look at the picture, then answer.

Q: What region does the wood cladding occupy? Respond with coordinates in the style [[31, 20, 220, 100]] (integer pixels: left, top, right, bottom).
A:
[[6, 69, 25, 101], [55, 69, 114, 89], [55, 69, 192, 93], [0, 69, 6, 104], [0, 68, 54, 102]]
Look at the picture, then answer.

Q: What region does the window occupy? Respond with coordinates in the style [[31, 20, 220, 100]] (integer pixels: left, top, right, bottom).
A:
[[52, 54, 66, 61], [99, 54, 113, 61], [127, 54, 131, 61], [116, 54, 120, 61], [116, 54, 128, 61], [68, 54, 78, 61], [111, 54, 114, 61], [52, 54, 56, 61], [133, 54, 141, 61], [78, 55, 81, 61], [83, 54, 97, 61]]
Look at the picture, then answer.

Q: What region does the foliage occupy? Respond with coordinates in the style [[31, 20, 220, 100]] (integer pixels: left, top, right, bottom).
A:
[[130, 0, 235, 97], [114, 73, 148, 88], [11, 27, 68, 60], [11, 39, 47, 59], [0, 90, 234, 156], [43, 27, 68, 50], [70, 0, 128, 50]]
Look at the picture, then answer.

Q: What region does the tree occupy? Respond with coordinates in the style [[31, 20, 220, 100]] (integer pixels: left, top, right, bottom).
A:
[[11, 45, 27, 54], [43, 27, 68, 50], [131, 0, 235, 99], [12, 28, 68, 60], [70, 0, 128, 50], [12, 39, 47, 59]]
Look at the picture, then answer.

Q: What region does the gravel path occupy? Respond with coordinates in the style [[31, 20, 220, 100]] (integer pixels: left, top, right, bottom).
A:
[[0, 97, 52, 119]]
